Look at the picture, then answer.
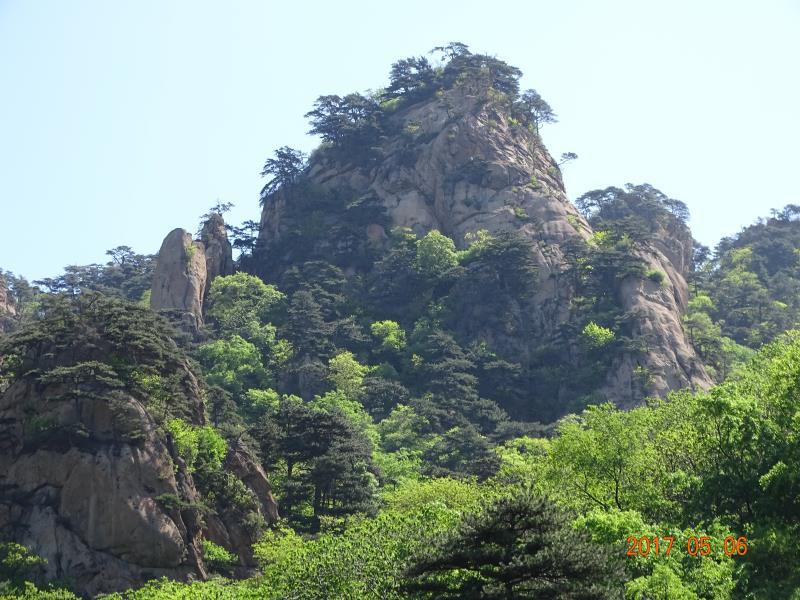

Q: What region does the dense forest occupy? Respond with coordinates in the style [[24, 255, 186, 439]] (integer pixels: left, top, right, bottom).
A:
[[2, 45, 800, 599]]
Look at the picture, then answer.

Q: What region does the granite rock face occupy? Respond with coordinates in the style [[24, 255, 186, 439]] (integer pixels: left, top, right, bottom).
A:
[[150, 228, 207, 329], [150, 216, 233, 329], [0, 302, 278, 596], [0, 374, 203, 594], [200, 213, 234, 295], [258, 87, 711, 406]]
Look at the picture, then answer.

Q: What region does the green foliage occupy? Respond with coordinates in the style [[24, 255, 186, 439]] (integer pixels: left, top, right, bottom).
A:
[[166, 419, 227, 474], [260, 146, 307, 202], [691, 209, 800, 351], [0, 543, 46, 592], [183, 241, 197, 263], [202, 540, 237, 570], [205, 273, 284, 338], [249, 478, 485, 599], [576, 183, 690, 232], [0, 293, 196, 423], [0, 582, 78, 599], [645, 268, 666, 285], [261, 396, 379, 530], [404, 493, 625, 598], [512, 205, 529, 221], [31, 246, 155, 302], [305, 93, 385, 163], [377, 404, 436, 453], [581, 321, 616, 349], [99, 578, 249, 600], [370, 320, 406, 351], [683, 292, 755, 379], [414, 230, 460, 277], [575, 510, 736, 600], [196, 335, 271, 397], [327, 351, 371, 401]]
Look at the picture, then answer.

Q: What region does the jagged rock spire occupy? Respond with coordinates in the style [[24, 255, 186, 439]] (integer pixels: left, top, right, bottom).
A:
[[150, 214, 234, 329]]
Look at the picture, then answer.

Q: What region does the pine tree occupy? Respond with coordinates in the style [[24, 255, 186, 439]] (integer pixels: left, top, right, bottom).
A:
[[404, 493, 625, 599]]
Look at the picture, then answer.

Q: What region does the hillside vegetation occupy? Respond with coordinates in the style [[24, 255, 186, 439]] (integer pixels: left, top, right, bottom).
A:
[[2, 45, 800, 598]]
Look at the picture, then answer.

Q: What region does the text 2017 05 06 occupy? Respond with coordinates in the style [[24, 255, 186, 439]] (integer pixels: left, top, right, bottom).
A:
[[625, 536, 748, 558]]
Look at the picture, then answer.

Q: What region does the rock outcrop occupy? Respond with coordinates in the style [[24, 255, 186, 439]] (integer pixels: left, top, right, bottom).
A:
[[150, 216, 233, 329], [0, 295, 277, 596], [605, 241, 710, 407], [204, 439, 280, 566], [0, 380, 207, 594], [257, 85, 711, 408], [200, 214, 234, 296]]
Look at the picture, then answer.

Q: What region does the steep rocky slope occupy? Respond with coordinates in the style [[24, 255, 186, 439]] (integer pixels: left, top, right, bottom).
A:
[[255, 83, 710, 410], [0, 294, 276, 596]]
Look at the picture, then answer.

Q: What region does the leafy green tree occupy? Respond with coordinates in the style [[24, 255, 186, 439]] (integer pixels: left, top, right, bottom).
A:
[[377, 404, 436, 453], [204, 273, 288, 365], [576, 183, 690, 236], [361, 376, 410, 420], [0, 543, 46, 592], [575, 510, 736, 600], [206, 273, 284, 334], [166, 419, 227, 474], [541, 404, 677, 520], [580, 321, 615, 350], [248, 478, 484, 599], [439, 48, 523, 97], [404, 493, 625, 599], [327, 351, 370, 401], [229, 219, 262, 257], [370, 320, 406, 352], [367, 227, 425, 319], [196, 335, 271, 397], [414, 230, 460, 278]]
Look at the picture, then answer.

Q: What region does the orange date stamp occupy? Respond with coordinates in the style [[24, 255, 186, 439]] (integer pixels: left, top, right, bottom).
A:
[[625, 535, 748, 558]]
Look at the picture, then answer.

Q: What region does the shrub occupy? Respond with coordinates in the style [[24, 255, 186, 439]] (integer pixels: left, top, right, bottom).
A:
[[166, 419, 227, 474], [580, 322, 615, 350], [202, 540, 237, 570], [370, 321, 406, 352], [646, 269, 666, 285]]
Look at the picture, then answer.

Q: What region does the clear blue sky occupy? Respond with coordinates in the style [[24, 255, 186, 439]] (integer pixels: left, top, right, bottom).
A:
[[1, 0, 798, 281]]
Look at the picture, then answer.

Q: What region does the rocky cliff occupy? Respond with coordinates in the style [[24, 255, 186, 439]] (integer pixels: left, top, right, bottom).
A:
[[255, 83, 710, 411], [0, 294, 276, 596], [150, 216, 233, 329]]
